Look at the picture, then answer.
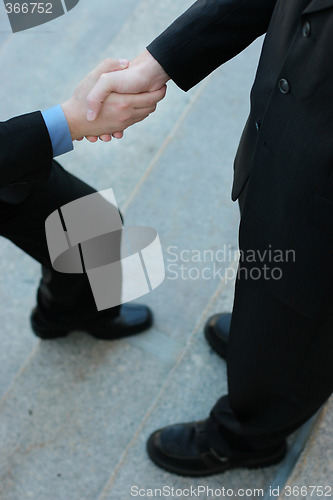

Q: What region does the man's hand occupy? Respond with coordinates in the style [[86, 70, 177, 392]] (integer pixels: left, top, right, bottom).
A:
[[61, 57, 166, 141], [86, 50, 170, 122]]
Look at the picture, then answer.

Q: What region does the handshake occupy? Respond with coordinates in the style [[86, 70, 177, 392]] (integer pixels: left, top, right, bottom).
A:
[[61, 50, 170, 143]]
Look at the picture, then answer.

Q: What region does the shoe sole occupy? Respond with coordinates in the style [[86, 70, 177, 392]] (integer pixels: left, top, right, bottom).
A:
[[31, 309, 153, 341], [147, 435, 287, 477]]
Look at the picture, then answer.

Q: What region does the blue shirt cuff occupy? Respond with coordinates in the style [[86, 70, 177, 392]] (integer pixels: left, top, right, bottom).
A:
[[42, 105, 73, 157]]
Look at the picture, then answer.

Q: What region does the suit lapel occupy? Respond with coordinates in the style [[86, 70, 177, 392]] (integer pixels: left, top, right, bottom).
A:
[[303, 0, 333, 14]]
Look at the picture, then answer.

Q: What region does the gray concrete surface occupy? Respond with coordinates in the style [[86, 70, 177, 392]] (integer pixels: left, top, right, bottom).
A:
[[0, 0, 332, 499], [278, 398, 333, 500]]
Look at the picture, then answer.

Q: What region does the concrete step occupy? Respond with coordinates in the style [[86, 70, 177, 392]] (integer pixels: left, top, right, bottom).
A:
[[0, 0, 194, 400], [0, 241, 39, 400], [277, 398, 333, 500], [0, 2, 11, 37], [99, 289, 280, 500]]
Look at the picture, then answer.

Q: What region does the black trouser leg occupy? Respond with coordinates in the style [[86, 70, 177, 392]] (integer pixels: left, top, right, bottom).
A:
[[0, 161, 120, 320], [206, 272, 333, 457], [205, 179, 332, 457]]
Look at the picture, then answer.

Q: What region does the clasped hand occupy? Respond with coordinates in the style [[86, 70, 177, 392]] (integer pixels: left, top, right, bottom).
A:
[[61, 53, 168, 144]]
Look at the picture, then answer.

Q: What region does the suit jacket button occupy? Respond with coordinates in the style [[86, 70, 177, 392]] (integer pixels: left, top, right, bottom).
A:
[[255, 121, 261, 132], [279, 78, 290, 94], [302, 20, 311, 37]]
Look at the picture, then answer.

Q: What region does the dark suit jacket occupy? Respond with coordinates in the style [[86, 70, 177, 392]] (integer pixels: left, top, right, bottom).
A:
[[148, 0, 333, 319], [0, 112, 52, 191]]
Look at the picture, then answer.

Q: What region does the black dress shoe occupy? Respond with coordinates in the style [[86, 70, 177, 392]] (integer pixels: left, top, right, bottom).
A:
[[204, 312, 232, 359], [147, 420, 287, 477], [31, 303, 153, 340]]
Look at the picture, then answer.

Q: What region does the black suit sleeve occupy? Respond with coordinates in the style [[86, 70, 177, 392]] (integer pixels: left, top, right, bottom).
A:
[[147, 0, 277, 91], [0, 111, 53, 189]]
